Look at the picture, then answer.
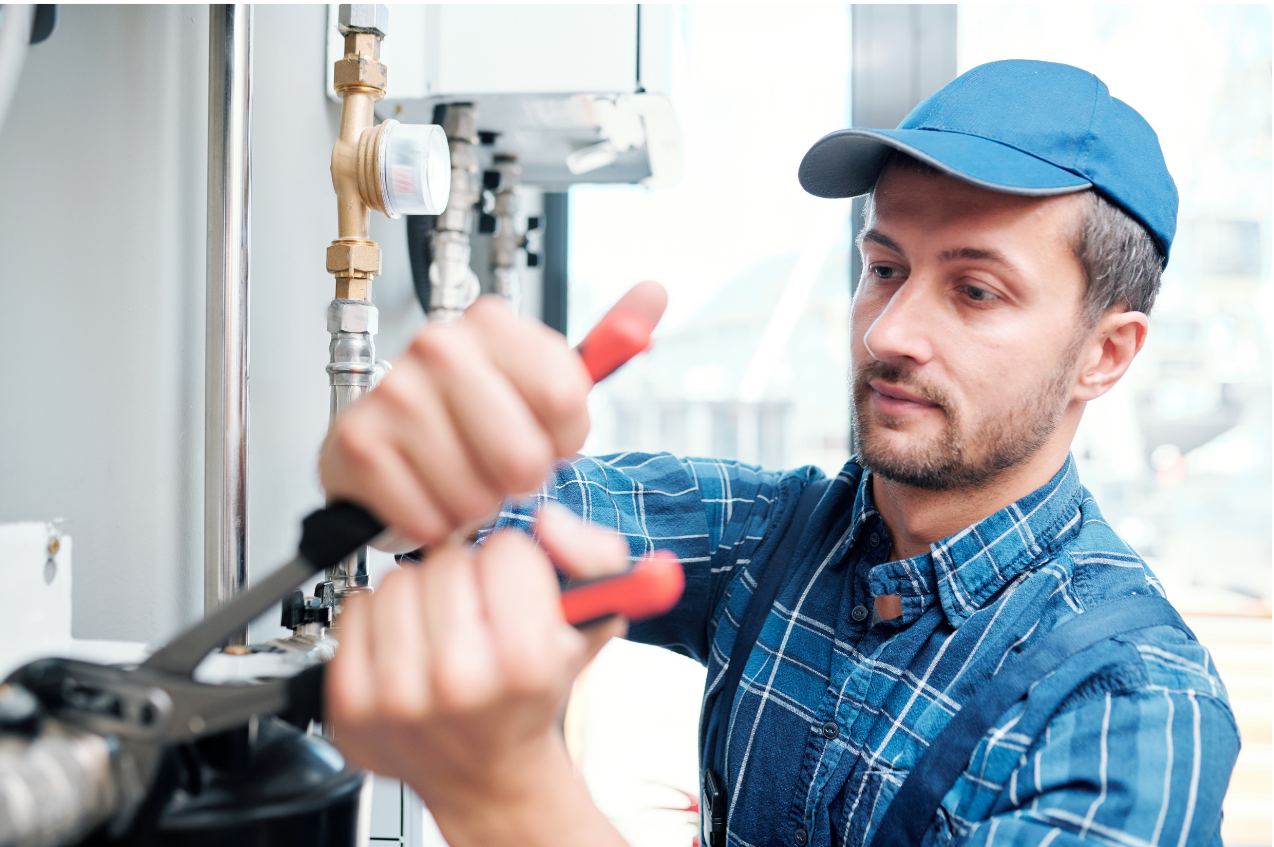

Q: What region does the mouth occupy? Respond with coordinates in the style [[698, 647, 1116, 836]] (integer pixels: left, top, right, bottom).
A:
[[868, 379, 940, 415]]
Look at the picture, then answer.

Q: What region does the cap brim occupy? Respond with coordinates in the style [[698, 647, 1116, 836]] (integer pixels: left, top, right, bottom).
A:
[[798, 128, 1092, 199]]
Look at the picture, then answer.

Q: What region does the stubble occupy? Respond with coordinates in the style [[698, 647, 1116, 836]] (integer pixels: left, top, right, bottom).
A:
[[851, 344, 1081, 491]]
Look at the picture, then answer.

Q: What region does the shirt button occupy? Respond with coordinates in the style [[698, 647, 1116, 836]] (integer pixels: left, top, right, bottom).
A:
[[821, 720, 839, 739], [870, 532, 881, 546], [794, 827, 808, 846], [851, 604, 869, 622]]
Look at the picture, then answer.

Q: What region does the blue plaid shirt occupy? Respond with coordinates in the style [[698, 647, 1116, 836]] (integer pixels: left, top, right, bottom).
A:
[[489, 453, 1239, 847]]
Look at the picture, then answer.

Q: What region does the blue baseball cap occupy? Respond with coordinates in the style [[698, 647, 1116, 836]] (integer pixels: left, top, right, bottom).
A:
[[798, 59, 1177, 262]]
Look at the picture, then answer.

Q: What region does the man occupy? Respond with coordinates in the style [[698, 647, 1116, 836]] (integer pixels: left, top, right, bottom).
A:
[[319, 60, 1239, 846]]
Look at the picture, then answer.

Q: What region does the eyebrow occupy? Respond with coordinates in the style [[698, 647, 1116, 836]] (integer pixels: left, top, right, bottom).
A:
[[859, 228, 1021, 274], [859, 228, 903, 254]]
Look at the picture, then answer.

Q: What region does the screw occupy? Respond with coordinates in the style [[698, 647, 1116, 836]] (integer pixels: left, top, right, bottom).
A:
[[47, 537, 60, 556]]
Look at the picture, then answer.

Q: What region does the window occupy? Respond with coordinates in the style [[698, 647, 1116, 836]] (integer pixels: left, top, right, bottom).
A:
[[564, 7, 1270, 845]]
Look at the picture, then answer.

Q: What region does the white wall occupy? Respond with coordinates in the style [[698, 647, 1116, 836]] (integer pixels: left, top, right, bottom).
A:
[[0, 4, 425, 643]]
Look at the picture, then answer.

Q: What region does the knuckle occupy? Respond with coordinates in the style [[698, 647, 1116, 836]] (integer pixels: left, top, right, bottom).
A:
[[326, 676, 369, 727], [502, 648, 552, 696], [480, 527, 535, 560], [538, 374, 588, 428], [377, 687, 422, 727], [408, 326, 462, 370], [430, 662, 476, 713], [374, 373, 416, 415], [493, 438, 553, 492], [409, 509, 451, 548], [450, 486, 501, 526], [331, 420, 376, 471], [377, 568, 406, 595], [467, 295, 510, 325]]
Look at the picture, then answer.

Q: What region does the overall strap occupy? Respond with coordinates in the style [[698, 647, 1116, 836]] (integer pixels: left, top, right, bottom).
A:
[[871, 595, 1193, 847], [703, 476, 831, 846]]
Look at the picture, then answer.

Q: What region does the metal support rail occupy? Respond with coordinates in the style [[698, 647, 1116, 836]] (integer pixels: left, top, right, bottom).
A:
[[204, 3, 253, 638]]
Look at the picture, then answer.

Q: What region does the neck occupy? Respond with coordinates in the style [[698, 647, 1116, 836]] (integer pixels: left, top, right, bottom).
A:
[[870, 426, 1077, 561]]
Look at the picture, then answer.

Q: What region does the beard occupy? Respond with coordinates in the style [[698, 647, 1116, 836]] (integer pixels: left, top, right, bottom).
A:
[[851, 347, 1079, 492]]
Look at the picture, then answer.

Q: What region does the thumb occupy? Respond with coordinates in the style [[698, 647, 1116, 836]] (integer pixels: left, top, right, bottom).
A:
[[611, 280, 668, 329], [536, 502, 630, 581]]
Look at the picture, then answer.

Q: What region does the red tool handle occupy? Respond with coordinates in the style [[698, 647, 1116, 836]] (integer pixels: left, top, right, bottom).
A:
[[567, 308, 679, 624], [575, 307, 656, 384], [560, 550, 684, 626]]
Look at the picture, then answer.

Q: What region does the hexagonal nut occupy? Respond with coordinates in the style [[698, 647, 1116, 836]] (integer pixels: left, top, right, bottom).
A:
[[327, 300, 379, 334], [334, 55, 387, 90], [338, 4, 388, 37], [327, 242, 381, 276]]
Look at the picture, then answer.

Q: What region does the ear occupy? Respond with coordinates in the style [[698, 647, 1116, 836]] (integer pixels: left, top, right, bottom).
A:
[[1073, 310, 1148, 402]]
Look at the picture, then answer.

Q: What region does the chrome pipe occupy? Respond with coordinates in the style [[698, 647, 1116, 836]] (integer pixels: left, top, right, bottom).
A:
[[428, 104, 481, 324], [490, 154, 524, 312], [325, 300, 380, 593], [204, 3, 253, 634]]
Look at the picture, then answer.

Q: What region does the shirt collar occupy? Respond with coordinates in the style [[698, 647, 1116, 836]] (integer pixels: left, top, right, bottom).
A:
[[838, 454, 1085, 629]]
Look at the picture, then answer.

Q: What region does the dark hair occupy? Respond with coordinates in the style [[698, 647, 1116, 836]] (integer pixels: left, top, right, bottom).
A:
[[866, 151, 1164, 324]]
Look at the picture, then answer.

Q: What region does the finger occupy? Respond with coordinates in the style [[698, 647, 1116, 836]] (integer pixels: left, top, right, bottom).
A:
[[377, 355, 505, 528], [319, 411, 453, 545], [407, 321, 556, 497], [325, 587, 376, 730], [609, 280, 669, 329], [419, 542, 500, 711], [368, 567, 430, 724], [478, 530, 575, 695], [536, 502, 630, 580], [466, 297, 593, 457], [574, 615, 627, 666]]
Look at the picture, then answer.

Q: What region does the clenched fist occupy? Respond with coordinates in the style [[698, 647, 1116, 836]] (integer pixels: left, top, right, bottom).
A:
[[318, 283, 666, 548]]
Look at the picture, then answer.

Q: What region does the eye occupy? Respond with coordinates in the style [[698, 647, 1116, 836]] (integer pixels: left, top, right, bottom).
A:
[[959, 283, 999, 302], [869, 264, 902, 281]]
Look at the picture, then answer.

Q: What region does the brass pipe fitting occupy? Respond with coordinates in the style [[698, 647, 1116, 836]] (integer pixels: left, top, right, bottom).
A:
[[329, 26, 388, 301]]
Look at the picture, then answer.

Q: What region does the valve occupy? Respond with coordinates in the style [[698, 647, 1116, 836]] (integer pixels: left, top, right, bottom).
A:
[[328, 4, 450, 300], [281, 589, 334, 633]]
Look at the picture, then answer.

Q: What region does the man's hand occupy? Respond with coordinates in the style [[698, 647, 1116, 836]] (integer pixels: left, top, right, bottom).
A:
[[318, 282, 667, 549], [325, 505, 631, 846], [318, 295, 593, 547]]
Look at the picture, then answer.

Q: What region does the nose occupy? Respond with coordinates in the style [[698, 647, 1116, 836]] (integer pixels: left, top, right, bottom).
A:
[[861, 279, 936, 365]]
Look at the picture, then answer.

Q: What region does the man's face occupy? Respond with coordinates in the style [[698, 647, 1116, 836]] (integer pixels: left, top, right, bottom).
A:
[[851, 165, 1091, 491]]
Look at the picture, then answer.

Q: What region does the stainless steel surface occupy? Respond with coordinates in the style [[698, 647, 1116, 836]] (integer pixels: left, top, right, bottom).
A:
[[337, 3, 387, 37], [266, 630, 338, 662], [490, 155, 524, 311], [5, 655, 295, 840], [326, 298, 379, 334], [0, 720, 119, 847], [145, 555, 319, 676], [428, 229, 480, 322], [204, 3, 253, 637], [0, 4, 33, 139], [384, 93, 668, 191], [325, 301, 379, 593]]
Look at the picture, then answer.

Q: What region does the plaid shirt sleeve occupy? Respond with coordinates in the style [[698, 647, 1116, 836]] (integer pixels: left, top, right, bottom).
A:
[[946, 639, 1239, 847], [483, 451, 821, 663]]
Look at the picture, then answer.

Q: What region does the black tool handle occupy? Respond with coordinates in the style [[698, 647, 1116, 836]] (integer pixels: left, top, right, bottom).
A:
[[141, 504, 384, 676], [299, 501, 386, 572]]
